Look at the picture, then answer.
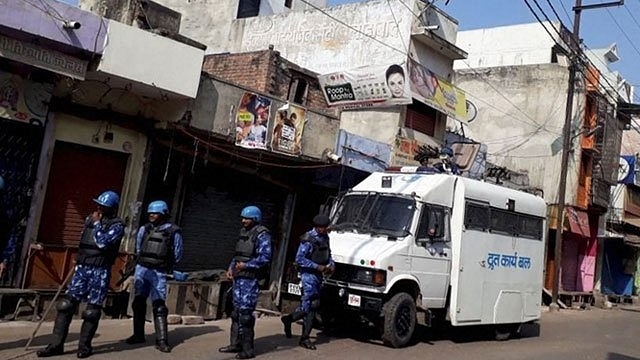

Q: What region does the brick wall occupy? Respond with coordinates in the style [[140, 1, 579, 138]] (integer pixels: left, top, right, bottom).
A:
[[203, 49, 337, 116]]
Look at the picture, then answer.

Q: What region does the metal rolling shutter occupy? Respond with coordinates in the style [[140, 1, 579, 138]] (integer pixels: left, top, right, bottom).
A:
[[179, 184, 280, 272], [37, 141, 128, 245]]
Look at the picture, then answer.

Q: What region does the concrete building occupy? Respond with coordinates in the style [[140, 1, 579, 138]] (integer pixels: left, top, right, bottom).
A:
[[453, 21, 628, 303], [0, 0, 204, 308], [109, 0, 470, 171]]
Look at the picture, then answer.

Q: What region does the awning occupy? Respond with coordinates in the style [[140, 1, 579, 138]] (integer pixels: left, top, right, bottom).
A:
[[624, 234, 640, 247], [548, 205, 592, 237], [566, 207, 591, 238]]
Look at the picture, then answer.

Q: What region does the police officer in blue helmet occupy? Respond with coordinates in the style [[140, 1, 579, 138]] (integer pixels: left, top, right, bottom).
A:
[[281, 214, 334, 350], [38, 190, 125, 358], [125, 200, 183, 352], [219, 206, 272, 359], [435, 146, 460, 175]]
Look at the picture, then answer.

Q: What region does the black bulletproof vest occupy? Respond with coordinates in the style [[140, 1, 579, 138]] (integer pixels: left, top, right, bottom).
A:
[[138, 223, 179, 269], [234, 224, 268, 278], [301, 232, 330, 266], [76, 216, 124, 267]]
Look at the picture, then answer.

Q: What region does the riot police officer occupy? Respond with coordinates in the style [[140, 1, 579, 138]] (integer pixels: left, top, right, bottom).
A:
[[281, 214, 334, 350], [125, 200, 183, 352], [38, 191, 125, 358], [219, 206, 272, 359]]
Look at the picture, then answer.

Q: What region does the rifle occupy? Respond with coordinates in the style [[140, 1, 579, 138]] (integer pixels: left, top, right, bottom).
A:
[[116, 254, 137, 287]]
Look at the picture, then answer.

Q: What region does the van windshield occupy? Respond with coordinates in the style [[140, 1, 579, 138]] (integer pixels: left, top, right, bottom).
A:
[[332, 192, 415, 238]]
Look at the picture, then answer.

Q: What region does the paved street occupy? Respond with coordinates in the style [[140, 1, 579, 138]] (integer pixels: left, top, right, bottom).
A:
[[1, 307, 639, 360]]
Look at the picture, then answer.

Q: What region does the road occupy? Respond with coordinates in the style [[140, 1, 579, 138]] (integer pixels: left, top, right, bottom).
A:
[[1, 307, 639, 360]]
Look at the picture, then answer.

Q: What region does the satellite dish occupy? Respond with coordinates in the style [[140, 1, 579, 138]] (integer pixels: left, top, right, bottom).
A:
[[465, 100, 478, 123], [618, 156, 631, 182]]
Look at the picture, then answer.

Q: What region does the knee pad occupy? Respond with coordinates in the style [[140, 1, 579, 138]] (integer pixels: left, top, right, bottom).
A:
[[132, 296, 147, 312], [56, 298, 77, 314], [82, 306, 102, 322], [310, 299, 321, 311], [238, 310, 255, 327]]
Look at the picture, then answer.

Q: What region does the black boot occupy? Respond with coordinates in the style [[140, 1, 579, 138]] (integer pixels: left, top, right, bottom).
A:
[[37, 299, 77, 358], [219, 310, 242, 353], [77, 305, 101, 358], [153, 304, 171, 353], [125, 296, 146, 344], [299, 310, 316, 350], [281, 311, 305, 338], [236, 311, 255, 359]]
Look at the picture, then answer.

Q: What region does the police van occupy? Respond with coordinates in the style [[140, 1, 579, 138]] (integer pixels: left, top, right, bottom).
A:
[[301, 167, 547, 348]]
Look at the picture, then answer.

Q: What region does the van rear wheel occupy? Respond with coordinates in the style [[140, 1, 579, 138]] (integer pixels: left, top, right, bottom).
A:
[[494, 323, 521, 341], [382, 293, 416, 348]]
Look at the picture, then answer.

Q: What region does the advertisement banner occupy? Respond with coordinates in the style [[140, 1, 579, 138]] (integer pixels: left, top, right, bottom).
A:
[[235, 92, 272, 149], [392, 136, 422, 166], [318, 63, 412, 108], [0, 70, 52, 126], [408, 59, 467, 121], [271, 103, 306, 155]]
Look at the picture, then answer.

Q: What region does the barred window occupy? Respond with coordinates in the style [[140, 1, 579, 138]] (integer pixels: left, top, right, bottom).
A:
[[464, 203, 489, 231], [490, 209, 518, 235], [518, 215, 543, 239]]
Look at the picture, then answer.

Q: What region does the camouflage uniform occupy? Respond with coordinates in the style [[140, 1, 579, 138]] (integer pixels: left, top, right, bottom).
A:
[[38, 207, 124, 359], [219, 224, 272, 359], [281, 224, 333, 350]]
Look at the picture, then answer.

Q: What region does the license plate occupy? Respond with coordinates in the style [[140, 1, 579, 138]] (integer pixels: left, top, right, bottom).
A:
[[287, 283, 301, 296], [347, 294, 361, 307]]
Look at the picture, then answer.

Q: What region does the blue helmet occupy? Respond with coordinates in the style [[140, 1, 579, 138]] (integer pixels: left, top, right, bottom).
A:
[[147, 200, 169, 215], [93, 190, 120, 208], [440, 147, 454, 157], [240, 206, 262, 222], [0, 175, 4, 191]]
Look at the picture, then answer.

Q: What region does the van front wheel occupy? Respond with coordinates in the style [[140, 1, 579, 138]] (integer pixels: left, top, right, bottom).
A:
[[381, 293, 416, 348]]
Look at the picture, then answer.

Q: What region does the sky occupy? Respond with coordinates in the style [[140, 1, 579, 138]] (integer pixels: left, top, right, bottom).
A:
[[329, 0, 640, 101]]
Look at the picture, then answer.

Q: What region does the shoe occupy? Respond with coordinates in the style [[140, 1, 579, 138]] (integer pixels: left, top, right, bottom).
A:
[[219, 345, 242, 353], [155, 340, 171, 353], [76, 346, 92, 358], [125, 335, 146, 344], [235, 352, 255, 359], [281, 316, 292, 338], [299, 338, 316, 350], [36, 344, 64, 358]]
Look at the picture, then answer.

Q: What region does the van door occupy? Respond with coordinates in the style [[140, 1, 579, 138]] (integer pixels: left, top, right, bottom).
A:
[[410, 204, 452, 309]]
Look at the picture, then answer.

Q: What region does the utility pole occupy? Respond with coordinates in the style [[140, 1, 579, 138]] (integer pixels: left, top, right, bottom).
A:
[[551, 0, 624, 309]]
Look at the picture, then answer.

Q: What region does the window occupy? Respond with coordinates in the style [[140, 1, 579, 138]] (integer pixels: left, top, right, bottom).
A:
[[405, 100, 438, 136], [285, 0, 293, 8], [490, 209, 518, 235], [464, 202, 489, 231], [417, 205, 446, 240], [236, 0, 260, 19], [518, 215, 543, 239], [288, 78, 308, 105], [464, 200, 543, 240]]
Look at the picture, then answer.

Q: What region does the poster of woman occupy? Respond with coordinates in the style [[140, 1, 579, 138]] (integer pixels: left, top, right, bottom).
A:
[[235, 91, 272, 149], [271, 103, 306, 155]]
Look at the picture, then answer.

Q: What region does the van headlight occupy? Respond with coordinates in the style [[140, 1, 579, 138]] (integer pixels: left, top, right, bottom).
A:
[[353, 268, 386, 286]]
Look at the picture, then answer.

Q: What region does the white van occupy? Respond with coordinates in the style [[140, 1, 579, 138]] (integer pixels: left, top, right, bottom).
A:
[[313, 167, 547, 348]]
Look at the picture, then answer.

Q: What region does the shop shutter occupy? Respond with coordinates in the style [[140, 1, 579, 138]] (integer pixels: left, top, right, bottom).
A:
[[37, 141, 128, 245], [179, 184, 280, 272]]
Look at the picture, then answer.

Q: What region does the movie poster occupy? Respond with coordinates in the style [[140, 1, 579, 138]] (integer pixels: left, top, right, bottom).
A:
[[271, 103, 306, 156], [235, 91, 272, 149]]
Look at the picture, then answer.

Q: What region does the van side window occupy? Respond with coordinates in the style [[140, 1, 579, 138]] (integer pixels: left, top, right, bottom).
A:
[[464, 203, 489, 231], [417, 206, 446, 240]]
